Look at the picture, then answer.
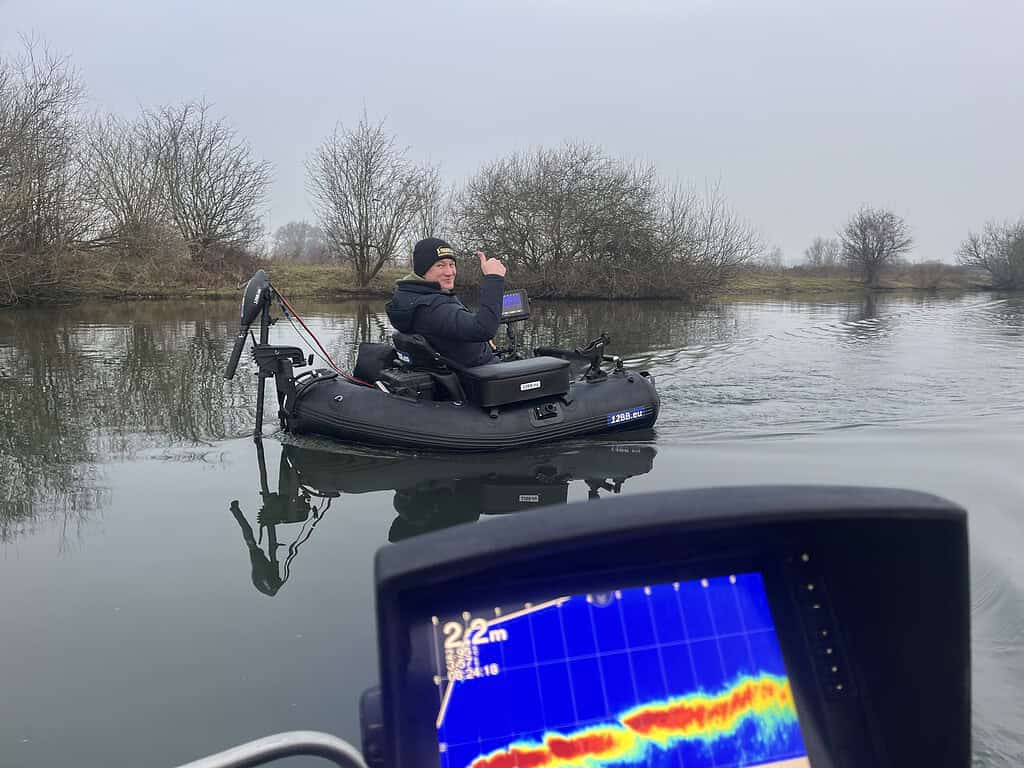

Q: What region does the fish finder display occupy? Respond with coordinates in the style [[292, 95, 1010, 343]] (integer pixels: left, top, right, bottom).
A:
[[500, 290, 529, 322], [430, 572, 810, 768]]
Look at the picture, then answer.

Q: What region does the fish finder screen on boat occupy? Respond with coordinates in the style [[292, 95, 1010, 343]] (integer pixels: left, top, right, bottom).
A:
[[500, 290, 529, 322], [430, 572, 811, 768]]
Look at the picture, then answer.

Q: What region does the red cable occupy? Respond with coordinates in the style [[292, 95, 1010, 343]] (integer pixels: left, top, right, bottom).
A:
[[275, 290, 371, 387]]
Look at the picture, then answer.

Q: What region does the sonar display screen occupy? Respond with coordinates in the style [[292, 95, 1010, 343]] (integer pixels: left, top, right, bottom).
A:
[[501, 291, 528, 320], [430, 573, 811, 768]]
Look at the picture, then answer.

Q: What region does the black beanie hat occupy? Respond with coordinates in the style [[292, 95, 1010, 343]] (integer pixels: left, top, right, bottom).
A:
[[413, 237, 456, 277]]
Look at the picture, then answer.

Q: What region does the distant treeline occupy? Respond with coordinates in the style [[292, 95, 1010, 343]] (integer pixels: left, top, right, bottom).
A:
[[283, 117, 766, 302], [2, 38, 1021, 306], [761, 211, 1022, 291]]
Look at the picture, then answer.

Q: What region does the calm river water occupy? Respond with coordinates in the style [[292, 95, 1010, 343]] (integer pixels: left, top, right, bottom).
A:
[[1, 293, 1022, 767]]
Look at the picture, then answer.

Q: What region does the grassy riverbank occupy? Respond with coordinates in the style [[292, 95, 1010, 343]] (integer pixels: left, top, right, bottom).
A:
[[1, 252, 991, 307], [719, 264, 988, 300], [0, 251, 405, 305]]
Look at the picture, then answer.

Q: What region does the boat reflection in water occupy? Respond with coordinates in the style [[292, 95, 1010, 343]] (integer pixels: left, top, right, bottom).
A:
[[229, 436, 657, 595]]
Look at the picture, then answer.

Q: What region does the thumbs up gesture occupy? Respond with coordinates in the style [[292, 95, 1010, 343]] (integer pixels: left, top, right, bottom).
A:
[[477, 251, 507, 277]]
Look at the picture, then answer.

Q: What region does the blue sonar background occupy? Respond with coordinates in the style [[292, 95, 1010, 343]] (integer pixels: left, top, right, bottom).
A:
[[437, 573, 809, 768]]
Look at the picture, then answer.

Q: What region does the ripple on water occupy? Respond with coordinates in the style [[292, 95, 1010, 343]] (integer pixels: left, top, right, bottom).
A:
[[634, 294, 1024, 439], [971, 556, 1024, 767]]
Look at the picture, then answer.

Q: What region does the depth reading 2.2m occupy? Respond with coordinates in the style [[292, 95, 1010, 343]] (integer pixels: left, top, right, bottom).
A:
[[442, 619, 509, 648]]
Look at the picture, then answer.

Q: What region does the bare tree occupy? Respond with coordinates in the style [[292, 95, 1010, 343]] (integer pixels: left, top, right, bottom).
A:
[[0, 61, 17, 241], [271, 220, 329, 262], [455, 142, 662, 274], [411, 165, 451, 240], [397, 165, 452, 269], [454, 143, 758, 298], [307, 114, 429, 286], [0, 38, 92, 254], [655, 181, 761, 298], [83, 113, 169, 252], [148, 101, 271, 259], [804, 236, 840, 267], [957, 219, 1024, 290], [839, 206, 913, 288], [763, 245, 785, 269]]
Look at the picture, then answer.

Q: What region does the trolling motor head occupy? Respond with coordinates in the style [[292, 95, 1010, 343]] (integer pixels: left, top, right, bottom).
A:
[[225, 270, 274, 380]]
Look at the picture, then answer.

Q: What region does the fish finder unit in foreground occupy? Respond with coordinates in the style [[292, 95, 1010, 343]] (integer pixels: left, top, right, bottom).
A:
[[364, 486, 969, 768], [174, 486, 970, 768]]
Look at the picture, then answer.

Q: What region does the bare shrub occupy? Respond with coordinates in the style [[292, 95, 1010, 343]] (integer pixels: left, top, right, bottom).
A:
[[760, 245, 785, 270], [455, 142, 659, 275], [453, 143, 759, 299], [840, 206, 913, 288], [0, 38, 93, 254], [148, 100, 271, 260], [411, 164, 451, 242], [957, 219, 1024, 290], [0, 39, 102, 303], [653, 181, 761, 300], [83, 113, 170, 254], [804, 236, 840, 267], [307, 114, 432, 286]]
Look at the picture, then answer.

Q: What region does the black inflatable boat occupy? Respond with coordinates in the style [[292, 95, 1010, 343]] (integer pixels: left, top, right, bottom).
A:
[[225, 271, 659, 452]]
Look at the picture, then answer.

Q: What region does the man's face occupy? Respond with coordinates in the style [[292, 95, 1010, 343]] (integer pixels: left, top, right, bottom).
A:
[[423, 258, 457, 291]]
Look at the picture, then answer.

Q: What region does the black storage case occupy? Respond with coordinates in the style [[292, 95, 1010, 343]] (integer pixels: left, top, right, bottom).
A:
[[459, 356, 570, 408], [379, 368, 435, 400]]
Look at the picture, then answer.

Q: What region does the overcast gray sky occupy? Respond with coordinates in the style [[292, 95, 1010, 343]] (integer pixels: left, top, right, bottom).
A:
[[4, 0, 1021, 262]]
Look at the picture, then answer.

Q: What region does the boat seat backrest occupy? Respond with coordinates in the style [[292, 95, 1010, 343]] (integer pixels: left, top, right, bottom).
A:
[[392, 332, 446, 370]]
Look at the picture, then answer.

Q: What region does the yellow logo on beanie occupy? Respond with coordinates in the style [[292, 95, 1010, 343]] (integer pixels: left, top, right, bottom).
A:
[[436, 246, 455, 258]]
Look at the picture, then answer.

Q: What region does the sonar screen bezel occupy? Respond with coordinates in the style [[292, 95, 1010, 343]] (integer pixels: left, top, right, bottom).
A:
[[370, 486, 969, 768]]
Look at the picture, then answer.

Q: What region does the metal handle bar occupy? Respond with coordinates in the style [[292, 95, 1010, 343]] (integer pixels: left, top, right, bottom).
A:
[[174, 731, 369, 768]]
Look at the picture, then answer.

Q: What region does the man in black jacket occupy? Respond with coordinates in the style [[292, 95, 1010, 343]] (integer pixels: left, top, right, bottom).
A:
[[386, 238, 508, 368]]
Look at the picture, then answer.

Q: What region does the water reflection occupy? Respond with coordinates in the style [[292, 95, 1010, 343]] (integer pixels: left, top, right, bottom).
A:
[[227, 437, 657, 595], [0, 302, 253, 540]]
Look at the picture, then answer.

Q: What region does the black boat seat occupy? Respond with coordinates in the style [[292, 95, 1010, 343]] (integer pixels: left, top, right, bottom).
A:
[[459, 356, 571, 408], [392, 332, 448, 370], [388, 333, 465, 401]]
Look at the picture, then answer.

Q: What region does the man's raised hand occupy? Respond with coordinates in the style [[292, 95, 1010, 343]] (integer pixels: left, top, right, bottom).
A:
[[477, 251, 507, 277]]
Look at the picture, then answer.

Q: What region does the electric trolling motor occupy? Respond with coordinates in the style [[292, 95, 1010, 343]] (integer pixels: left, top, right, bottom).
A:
[[224, 270, 274, 381], [224, 271, 309, 438]]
